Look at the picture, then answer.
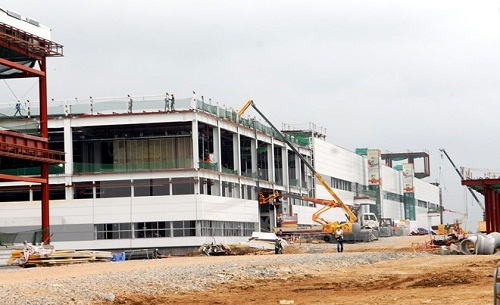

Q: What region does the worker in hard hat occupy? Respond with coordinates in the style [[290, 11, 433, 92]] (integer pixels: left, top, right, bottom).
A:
[[335, 227, 344, 253]]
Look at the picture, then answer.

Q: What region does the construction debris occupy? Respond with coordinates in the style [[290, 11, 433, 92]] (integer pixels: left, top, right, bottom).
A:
[[198, 243, 230, 256], [8, 242, 112, 267]]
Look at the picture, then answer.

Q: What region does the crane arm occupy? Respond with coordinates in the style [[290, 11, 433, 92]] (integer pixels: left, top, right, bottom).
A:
[[439, 148, 484, 213], [239, 100, 357, 224]]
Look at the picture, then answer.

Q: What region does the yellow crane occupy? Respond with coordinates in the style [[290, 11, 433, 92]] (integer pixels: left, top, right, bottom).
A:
[[239, 100, 357, 234]]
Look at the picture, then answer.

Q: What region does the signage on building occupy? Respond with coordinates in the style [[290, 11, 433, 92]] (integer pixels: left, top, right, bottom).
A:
[[367, 149, 381, 185], [403, 163, 414, 193]]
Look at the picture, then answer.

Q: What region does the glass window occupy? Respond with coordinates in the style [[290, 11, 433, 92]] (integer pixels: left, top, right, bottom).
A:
[[134, 179, 170, 197], [74, 182, 93, 199], [172, 178, 194, 195], [97, 180, 131, 198]]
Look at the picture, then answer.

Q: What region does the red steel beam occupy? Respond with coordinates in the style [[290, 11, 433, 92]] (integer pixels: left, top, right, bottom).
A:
[[0, 57, 44, 77], [0, 173, 46, 183], [0, 22, 64, 58], [39, 56, 51, 243]]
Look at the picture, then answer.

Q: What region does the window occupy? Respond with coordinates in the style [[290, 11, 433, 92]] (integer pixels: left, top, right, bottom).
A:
[[134, 179, 170, 197], [331, 177, 352, 192], [74, 182, 93, 199], [96, 180, 131, 198], [173, 221, 196, 237], [200, 220, 255, 237], [95, 223, 132, 240], [134, 221, 171, 238], [0, 186, 29, 202], [172, 178, 194, 195]]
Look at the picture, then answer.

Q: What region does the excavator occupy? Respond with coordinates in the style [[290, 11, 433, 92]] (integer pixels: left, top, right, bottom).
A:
[[238, 100, 358, 240]]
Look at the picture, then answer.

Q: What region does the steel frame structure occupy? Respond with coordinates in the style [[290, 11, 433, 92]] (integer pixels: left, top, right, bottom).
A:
[[462, 179, 500, 233], [0, 20, 64, 243]]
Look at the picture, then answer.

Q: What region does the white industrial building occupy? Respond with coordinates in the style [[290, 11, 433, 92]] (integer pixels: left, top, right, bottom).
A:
[[0, 95, 440, 253]]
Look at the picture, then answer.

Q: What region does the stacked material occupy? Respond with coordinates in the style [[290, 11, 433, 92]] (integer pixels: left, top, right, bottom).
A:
[[7, 243, 112, 267]]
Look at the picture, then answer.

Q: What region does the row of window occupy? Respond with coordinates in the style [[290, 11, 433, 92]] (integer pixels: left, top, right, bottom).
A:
[[96, 221, 196, 240], [95, 220, 255, 240], [0, 177, 271, 202], [418, 200, 439, 211]]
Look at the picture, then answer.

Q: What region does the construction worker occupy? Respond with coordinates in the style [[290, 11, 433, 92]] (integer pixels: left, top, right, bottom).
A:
[[170, 93, 175, 110], [164, 93, 170, 111], [127, 95, 133, 113], [14, 100, 22, 116], [274, 238, 283, 254], [335, 227, 344, 253]]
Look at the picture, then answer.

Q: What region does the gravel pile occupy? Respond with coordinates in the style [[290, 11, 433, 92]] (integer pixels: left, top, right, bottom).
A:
[[0, 252, 429, 304]]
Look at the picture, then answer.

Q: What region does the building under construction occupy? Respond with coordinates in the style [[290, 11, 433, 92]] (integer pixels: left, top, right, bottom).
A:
[[0, 8, 64, 245], [0, 8, 446, 253]]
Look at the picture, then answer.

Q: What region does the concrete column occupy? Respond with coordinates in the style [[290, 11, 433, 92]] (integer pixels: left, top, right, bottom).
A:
[[267, 141, 274, 182], [233, 133, 240, 174], [213, 125, 221, 171], [63, 117, 74, 199], [192, 119, 199, 169], [282, 146, 288, 187], [251, 139, 257, 177], [295, 154, 301, 187]]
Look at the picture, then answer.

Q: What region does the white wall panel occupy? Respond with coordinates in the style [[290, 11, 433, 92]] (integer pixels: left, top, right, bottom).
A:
[[313, 139, 365, 183]]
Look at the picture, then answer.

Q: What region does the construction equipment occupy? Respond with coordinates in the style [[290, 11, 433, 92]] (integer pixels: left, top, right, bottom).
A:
[[439, 148, 485, 214], [285, 193, 378, 231], [239, 100, 358, 239], [259, 190, 280, 205]]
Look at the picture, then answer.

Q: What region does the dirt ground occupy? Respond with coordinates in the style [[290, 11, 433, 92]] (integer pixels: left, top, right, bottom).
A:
[[4, 235, 500, 305], [105, 236, 500, 305], [112, 235, 500, 305]]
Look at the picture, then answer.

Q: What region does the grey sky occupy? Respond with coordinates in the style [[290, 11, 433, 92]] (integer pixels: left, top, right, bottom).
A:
[[2, 1, 498, 230]]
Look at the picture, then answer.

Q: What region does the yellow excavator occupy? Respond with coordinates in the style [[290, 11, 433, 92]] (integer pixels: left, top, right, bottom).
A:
[[239, 100, 358, 237]]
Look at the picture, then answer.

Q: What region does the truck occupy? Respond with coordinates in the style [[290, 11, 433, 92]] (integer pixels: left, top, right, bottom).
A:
[[239, 100, 375, 243]]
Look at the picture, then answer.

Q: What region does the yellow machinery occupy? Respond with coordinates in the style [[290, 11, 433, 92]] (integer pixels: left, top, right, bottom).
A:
[[239, 100, 357, 235], [259, 191, 280, 205]]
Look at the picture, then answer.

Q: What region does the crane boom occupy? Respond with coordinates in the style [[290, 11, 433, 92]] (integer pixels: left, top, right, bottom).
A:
[[238, 100, 357, 224], [439, 148, 485, 213]]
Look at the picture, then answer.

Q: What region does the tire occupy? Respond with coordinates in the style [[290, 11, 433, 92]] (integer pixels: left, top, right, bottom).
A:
[[323, 234, 333, 243]]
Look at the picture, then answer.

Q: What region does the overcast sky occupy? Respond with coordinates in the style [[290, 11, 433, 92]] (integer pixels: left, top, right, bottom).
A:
[[2, 1, 498, 230]]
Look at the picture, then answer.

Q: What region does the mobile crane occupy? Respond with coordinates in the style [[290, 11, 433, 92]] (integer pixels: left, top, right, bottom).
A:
[[238, 100, 358, 239], [439, 148, 485, 214], [439, 148, 486, 232]]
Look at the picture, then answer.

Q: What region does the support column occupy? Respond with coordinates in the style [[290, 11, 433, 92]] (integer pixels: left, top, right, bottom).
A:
[[39, 57, 50, 243], [251, 139, 257, 177], [192, 119, 199, 169], [213, 125, 221, 171], [496, 192, 500, 233], [64, 118, 74, 199], [267, 141, 273, 182], [233, 133, 240, 175], [282, 146, 288, 187], [486, 187, 493, 233]]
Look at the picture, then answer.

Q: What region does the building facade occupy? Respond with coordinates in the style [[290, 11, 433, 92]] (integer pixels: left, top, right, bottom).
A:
[[0, 95, 440, 252]]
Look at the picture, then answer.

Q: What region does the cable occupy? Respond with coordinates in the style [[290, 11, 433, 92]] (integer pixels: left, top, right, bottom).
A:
[[2, 79, 19, 101], [19, 80, 38, 100]]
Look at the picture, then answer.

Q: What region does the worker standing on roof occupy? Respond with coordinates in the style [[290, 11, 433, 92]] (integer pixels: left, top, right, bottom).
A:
[[335, 227, 344, 253], [170, 93, 175, 110], [14, 100, 22, 116], [164, 93, 170, 111]]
